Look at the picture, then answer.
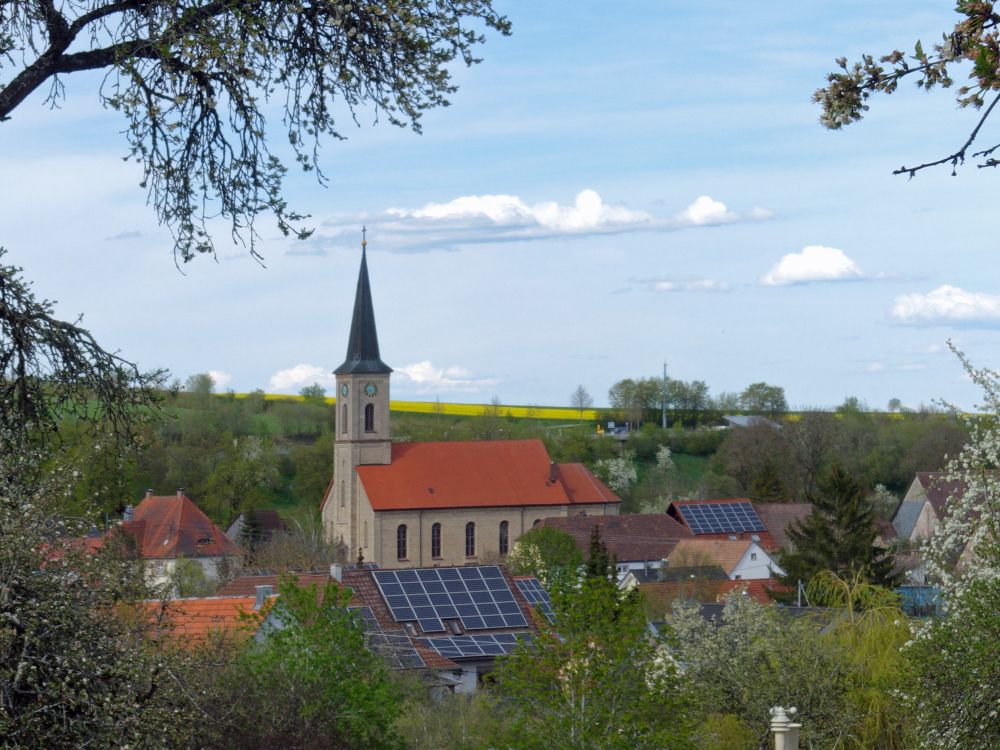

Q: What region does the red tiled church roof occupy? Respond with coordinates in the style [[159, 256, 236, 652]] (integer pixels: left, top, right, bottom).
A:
[[356, 439, 619, 511], [125, 493, 242, 559]]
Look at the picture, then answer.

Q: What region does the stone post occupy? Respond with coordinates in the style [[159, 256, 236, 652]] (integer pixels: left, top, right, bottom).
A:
[[770, 706, 799, 750]]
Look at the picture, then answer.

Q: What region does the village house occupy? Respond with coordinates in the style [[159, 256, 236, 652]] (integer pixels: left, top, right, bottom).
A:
[[117, 490, 242, 590], [321, 241, 619, 568], [218, 563, 550, 693]]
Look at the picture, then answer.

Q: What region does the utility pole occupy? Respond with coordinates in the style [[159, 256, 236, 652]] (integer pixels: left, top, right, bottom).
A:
[[661, 361, 668, 429]]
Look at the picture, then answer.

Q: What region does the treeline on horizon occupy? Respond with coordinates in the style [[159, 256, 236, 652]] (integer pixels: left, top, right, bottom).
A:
[[58, 373, 968, 528]]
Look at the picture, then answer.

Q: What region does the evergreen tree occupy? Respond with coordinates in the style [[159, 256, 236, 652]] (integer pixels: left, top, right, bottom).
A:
[[585, 524, 616, 582], [749, 463, 786, 503], [779, 465, 897, 596]]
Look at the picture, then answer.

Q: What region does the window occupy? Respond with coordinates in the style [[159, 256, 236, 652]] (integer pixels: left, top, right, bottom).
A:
[[532, 519, 541, 528], [341, 403, 347, 433], [339, 480, 345, 508], [397, 524, 407, 560], [465, 522, 476, 557], [499, 520, 509, 555], [750, 552, 758, 561], [431, 523, 442, 558], [364, 403, 375, 432]]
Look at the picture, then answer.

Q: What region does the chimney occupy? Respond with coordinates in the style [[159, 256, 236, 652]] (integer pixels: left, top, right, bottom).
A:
[[330, 563, 343, 582], [254, 584, 273, 610], [123, 505, 134, 522], [548, 460, 557, 484], [145, 488, 153, 499], [176, 488, 184, 499]]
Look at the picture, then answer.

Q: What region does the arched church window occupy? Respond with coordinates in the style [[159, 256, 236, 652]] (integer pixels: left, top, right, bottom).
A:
[[397, 524, 407, 560], [431, 523, 442, 558], [341, 403, 347, 433], [364, 403, 375, 432], [465, 522, 476, 557], [499, 520, 509, 555]]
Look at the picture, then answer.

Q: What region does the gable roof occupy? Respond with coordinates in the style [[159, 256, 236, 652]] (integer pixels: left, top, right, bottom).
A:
[[226, 509, 286, 546], [335, 245, 391, 375], [754, 503, 813, 550], [666, 499, 778, 550], [357, 439, 619, 511], [640, 578, 780, 618], [124, 493, 242, 559], [668, 539, 755, 576], [892, 499, 925, 540], [541, 513, 693, 562], [912, 472, 968, 515], [146, 596, 263, 642]]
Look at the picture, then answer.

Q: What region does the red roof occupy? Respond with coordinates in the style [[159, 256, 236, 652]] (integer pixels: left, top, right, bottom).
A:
[[146, 596, 263, 642], [753, 503, 813, 550], [356, 439, 619, 511], [542, 513, 693, 562], [125, 494, 242, 559], [640, 578, 782, 617]]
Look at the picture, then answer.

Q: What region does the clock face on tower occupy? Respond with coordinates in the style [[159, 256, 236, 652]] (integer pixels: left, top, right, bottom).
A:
[[364, 382, 378, 398], [340, 384, 349, 397]]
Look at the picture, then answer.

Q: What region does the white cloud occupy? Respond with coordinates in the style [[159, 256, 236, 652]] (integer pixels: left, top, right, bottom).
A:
[[208, 370, 233, 389], [866, 362, 886, 373], [307, 190, 773, 252], [395, 360, 498, 393], [760, 245, 864, 286], [652, 278, 731, 293], [269, 364, 334, 392], [891, 285, 1000, 325]]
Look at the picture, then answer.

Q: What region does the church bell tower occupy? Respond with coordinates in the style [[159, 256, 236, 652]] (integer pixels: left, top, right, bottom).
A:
[[322, 231, 392, 555]]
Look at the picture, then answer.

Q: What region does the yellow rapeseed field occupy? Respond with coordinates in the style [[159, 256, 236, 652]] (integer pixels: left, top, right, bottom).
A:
[[230, 393, 602, 421]]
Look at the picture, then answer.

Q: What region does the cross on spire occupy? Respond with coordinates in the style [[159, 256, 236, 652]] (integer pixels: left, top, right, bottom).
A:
[[362, 225, 367, 251]]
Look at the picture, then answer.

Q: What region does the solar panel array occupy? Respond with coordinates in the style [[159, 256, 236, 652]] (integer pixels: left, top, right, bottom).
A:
[[373, 566, 528, 633], [348, 606, 424, 669], [417, 633, 532, 660], [676, 501, 765, 535], [514, 578, 555, 624]]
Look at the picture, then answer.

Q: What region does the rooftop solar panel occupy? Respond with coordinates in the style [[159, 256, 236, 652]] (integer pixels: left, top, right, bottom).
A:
[[515, 578, 556, 624], [347, 606, 424, 669], [675, 501, 765, 535], [417, 632, 533, 659], [373, 567, 528, 633]]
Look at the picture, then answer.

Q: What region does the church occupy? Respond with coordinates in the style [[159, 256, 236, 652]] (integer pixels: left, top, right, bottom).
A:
[[321, 240, 620, 569]]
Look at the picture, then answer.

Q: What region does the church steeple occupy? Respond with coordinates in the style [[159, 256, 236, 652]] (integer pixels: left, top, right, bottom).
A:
[[335, 230, 392, 375]]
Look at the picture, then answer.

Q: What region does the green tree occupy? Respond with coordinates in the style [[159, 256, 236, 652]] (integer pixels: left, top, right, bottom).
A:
[[907, 575, 1000, 748], [779, 465, 897, 592], [807, 570, 915, 750], [738, 381, 788, 417], [204, 434, 280, 525], [206, 576, 404, 749], [0, 250, 162, 450], [299, 383, 328, 404], [815, 5, 1000, 176], [395, 688, 502, 750], [493, 570, 694, 749], [0, 2, 510, 261], [506, 526, 583, 591], [669, 595, 854, 748], [0, 451, 198, 748]]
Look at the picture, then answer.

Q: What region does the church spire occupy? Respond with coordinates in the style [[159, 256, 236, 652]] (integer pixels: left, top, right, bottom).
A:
[[335, 228, 392, 375]]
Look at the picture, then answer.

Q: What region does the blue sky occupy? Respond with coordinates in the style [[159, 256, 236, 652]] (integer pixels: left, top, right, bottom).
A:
[[2, 2, 998, 409]]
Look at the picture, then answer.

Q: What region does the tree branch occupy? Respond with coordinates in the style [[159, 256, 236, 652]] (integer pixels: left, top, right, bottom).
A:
[[893, 90, 1000, 177]]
